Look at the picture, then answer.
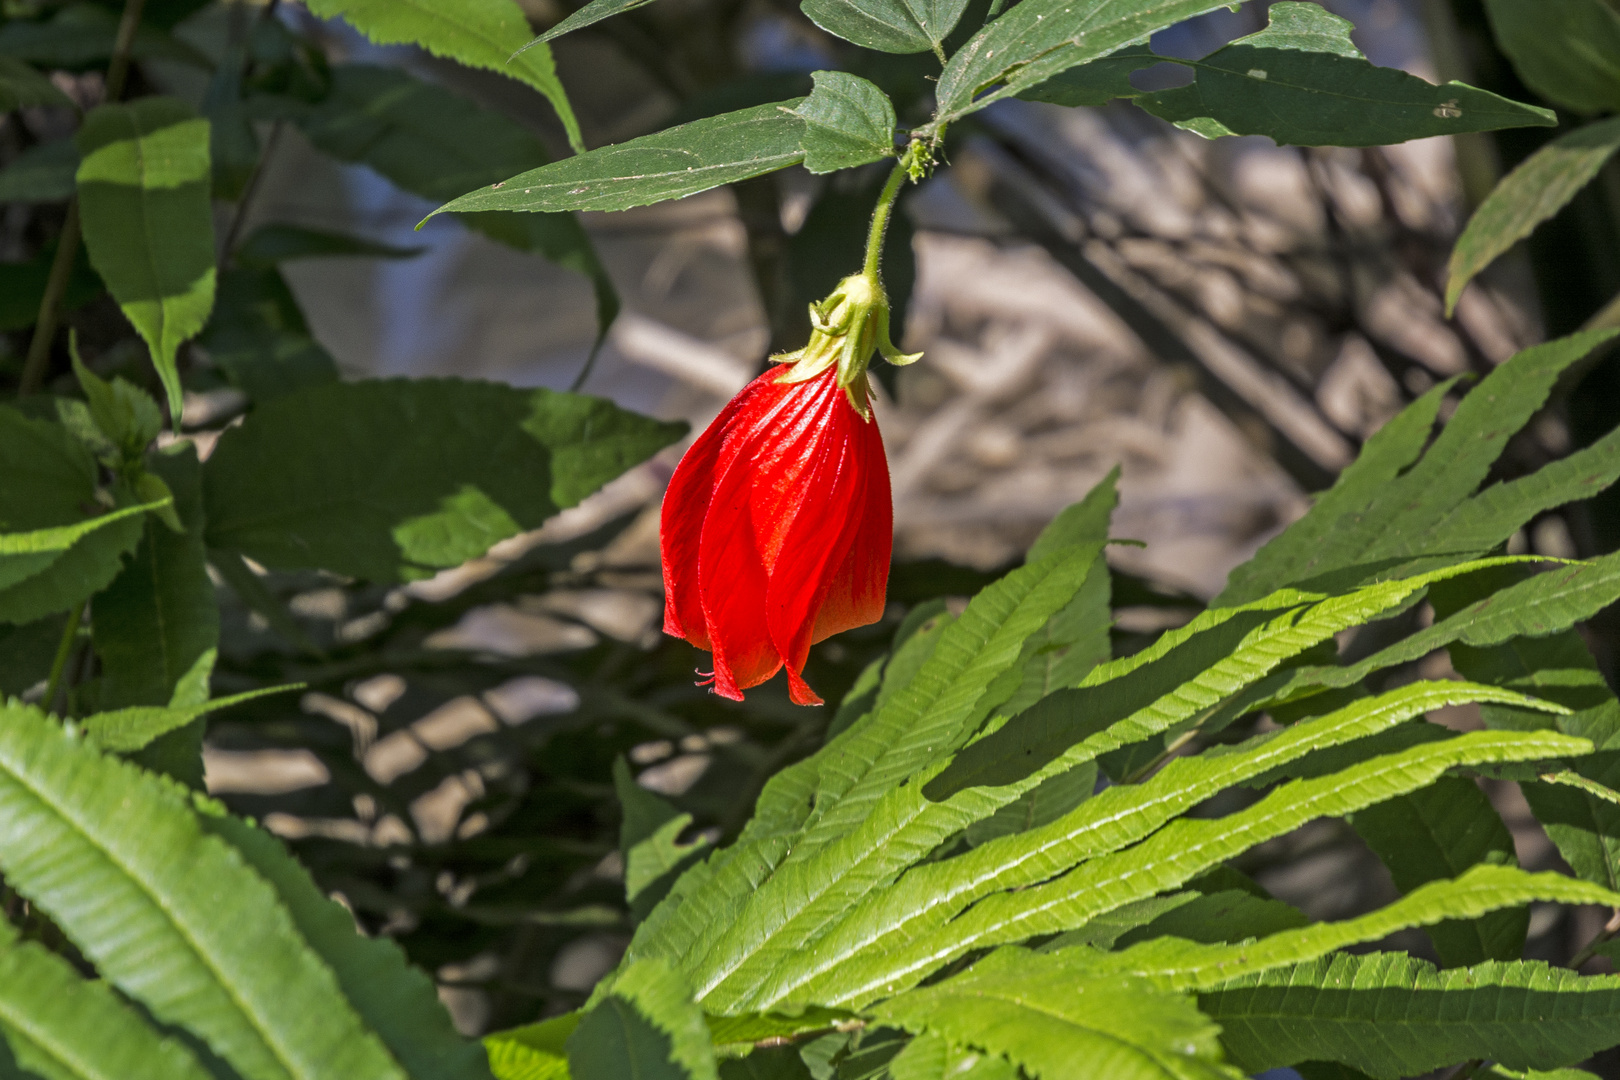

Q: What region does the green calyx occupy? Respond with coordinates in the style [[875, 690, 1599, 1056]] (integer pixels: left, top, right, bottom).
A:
[[771, 272, 921, 418]]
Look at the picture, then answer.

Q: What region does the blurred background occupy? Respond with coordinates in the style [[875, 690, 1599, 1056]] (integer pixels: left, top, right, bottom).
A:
[[5, 0, 1619, 1066]]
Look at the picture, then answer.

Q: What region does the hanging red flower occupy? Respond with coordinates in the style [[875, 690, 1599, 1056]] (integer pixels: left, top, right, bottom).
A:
[[660, 272, 918, 705]]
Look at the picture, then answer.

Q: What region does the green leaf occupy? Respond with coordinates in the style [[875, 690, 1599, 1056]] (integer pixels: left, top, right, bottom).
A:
[[1215, 329, 1620, 605], [1484, 0, 1620, 115], [235, 224, 425, 266], [196, 267, 340, 402], [717, 1046, 815, 1079], [800, 0, 966, 55], [568, 959, 718, 1080], [0, 139, 80, 203], [886, 1033, 1015, 1080], [1520, 752, 1620, 890], [0, 56, 72, 111], [300, 0, 586, 153], [0, 242, 102, 333], [793, 72, 896, 175], [932, 0, 1236, 125], [82, 679, 300, 753], [1132, 3, 1556, 146], [0, 702, 409, 1080], [430, 100, 806, 215], [1200, 952, 1620, 1078], [1351, 777, 1525, 966], [1095, 865, 1618, 992], [819, 725, 1585, 1008], [75, 97, 216, 425], [874, 948, 1242, 1080], [0, 505, 149, 626], [202, 378, 686, 582], [0, 617, 61, 697], [0, 3, 212, 70], [1110, 889, 1309, 949], [529, 0, 658, 46], [281, 65, 617, 338], [487, 1014, 576, 1080], [1447, 117, 1620, 314], [705, 1008, 853, 1050], [198, 810, 494, 1080], [71, 350, 162, 462], [0, 501, 156, 596], [0, 407, 96, 530], [0, 917, 214, 1080], [615, 757, 712, 921], [91, 447, 217, 711]]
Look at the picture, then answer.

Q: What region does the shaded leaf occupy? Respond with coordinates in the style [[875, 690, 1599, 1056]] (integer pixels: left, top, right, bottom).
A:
[[1447, 117, 1620, 314], [1133, 2, 1556, 146], [0, 56, 71, 111], [1484, 0, 1620, 115], [202, 378, 686, 582], [794, 71, 896, 175], [300, 0, 585, 152], [0, 138, 80, 203], [1351, 776, 1525, 966], [486, 1013, 575, 1080], [886, 1033, 1015, 1080], [235, 223, 425, 266], [431, 100, 806, 215], [82, 679, 300, 753], [0, 241, 103, 332], [615, 757, 712, 921], [0, 3, 212, 70], [196, 266, 340, 402], [568, 959, 718, 1080], [280, 64, 616, 337], [76, 97, 216, 424]]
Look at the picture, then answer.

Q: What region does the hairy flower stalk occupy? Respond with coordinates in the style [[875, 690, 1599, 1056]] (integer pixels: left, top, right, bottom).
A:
[[660, 160, 920, 704]]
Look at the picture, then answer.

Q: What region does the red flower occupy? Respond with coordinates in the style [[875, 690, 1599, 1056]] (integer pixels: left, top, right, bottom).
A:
[[660, 364, 892, 705]]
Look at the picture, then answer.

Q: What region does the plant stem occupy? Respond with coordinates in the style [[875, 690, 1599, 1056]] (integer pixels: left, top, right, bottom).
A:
[[42, 602, 86, 717], [17, 204, 82, 396], [862, 155, 911, 284], [16, 0, 149, 397]]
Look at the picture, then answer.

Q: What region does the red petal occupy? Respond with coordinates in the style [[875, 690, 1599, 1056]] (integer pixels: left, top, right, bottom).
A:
[[660, 389, 754, 649], [812, 412, 891, 643]]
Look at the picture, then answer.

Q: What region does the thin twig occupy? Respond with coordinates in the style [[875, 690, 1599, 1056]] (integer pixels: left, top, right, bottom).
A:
[[220, 120, 285, 264], [17, 0, 149, 396], [42, 602, 86, 717]]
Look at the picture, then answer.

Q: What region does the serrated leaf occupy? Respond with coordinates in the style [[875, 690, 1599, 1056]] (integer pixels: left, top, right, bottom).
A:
[[431, 100, 806, 216], [0, 917, 214, 1080], [0, 56, 71, 111], [486, 1013, 575, 1080], [569, 959, 718, 1080], [820, 727, 1587, 1007], [0, 501, 156, 595], [615, 758, 713, 921], [1200, 952, 1620, 1078], [874, 948, 1242, 1080], [800, 0, 967, 55], [932, 0, 1235, 125], [530, 0, 659, 46], [0, 702, 408, 1080], [794, 72, 896, 174], [1447, 117, 1620, 314], [1133, 2, 1555, 146], [1521, 752, 1620, 890], [300, 0, 585, 153], [1484, 0, 1620, 115], [75, 97, 216, 425], [705, 1007, 853, 1049], [201, 377, 685, 583], [199, 810, 494, 1080], [1351, 777, 1525, 966], [279, 64, 616, 337], [0, 138, 80, 202], [235, 224, 424, 267], [1216, 329, 1620, 605], [71, 351, 161, 461], [91, 447, 215, 711], [886, 1033, 1016, 1080], [82, 680, 299, 753]]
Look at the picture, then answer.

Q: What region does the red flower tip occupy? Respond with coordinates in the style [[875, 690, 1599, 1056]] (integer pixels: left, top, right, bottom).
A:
[[659, 364, 892, 705]]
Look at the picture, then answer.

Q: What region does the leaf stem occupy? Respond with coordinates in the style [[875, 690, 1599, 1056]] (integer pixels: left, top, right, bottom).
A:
[[862, 152, 912, 284], [17, 0, 149, 397], [42, 602, 86, 717]]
